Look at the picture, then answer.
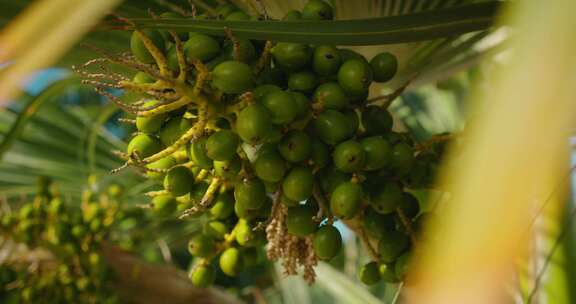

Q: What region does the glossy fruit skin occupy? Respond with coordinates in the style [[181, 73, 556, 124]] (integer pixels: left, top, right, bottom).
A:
[[362, 106, 393, 135], [313, 45, 341, 76], [127, 134, 162, 158], [190, 265, 215, 288], [234, 178, 267, 210], [333, 140, 366, 172], [313, 225, 342, 260], [359, 262, 381, 285], [206, 130, 239, 161], [253, 84, 282, 101], [368, 183, 404, 214], [190, 137, 213, 170], [152, 194, 177, 217], [288, 71, 318, 93], [212, 61, 255, 94], [220, 247, 243, 276], [361, 136, 391, 171], [314, 82, 349, 110], [214, 158, 242, 180], [262, 90, 298, 124], [314, 110, 354, 145], [379, 263, 400, 283], [136, 101, 167, 133], [282, 166, 314, 202], [302, 0, 334, 20], [330, 182, 363, 219], [272, 43, 311, 71], [159, 116, 192, 146], [204, 220, 229, 240], [338, 59, 373, 96], [378, 231, 409, 263], [370, 52, 398, 83], [390, 142, 415, 176], [236, 104, 272, 144], [163, 166, 194, 196], [209, 192, 235, 219], [363, 208, 395, 238], [235, 219, 260, 247], [130, 30, 165, 63], [188, 234, 216, 258], [286, 205, 318, 237], [254, 150, 286, 183], [146, 156, 177, 180], [310, 140, 330, 168], [184, 33, 221, 62], [279, 130, 312, 163]]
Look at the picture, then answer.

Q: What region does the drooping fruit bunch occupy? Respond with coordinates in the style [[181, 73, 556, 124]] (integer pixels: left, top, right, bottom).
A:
[[0, 178, 145, 303], [76, 0, 449, 287]]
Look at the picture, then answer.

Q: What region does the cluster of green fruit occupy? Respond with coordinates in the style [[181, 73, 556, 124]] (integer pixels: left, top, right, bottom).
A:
[[79, 0, 446, 288], [0, 179, 141, 303]]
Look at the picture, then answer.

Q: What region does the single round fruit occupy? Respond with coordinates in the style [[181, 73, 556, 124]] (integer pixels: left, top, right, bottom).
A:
[[359, 262, 381, 285], [214, 158, 242, 180], [190, 264, 215, 288], [286, 205, 317, 237], [209, 192, 235, 219], [338, 59, 373, 96], [234, 178, 267, 210], [235, 219, 260, 247], [146, 156, 177, 180], [368, 183, 404, 214], [279, 130, 312, 163], [136, 101, 167, 133], [302, 0, 334, 20], [254, 151, 286, 183], [379, 263, 400, 283], [220, 247, 243, 276], [152, 194, 177, 217], [262, 90, 299, 124], [236, 104, 272, 144], [282, 166, 314, 202], [272, 43, 311, 71], [130, 30, 165, 63], [253, 84, 282, 101], [378, 231, 409, 263], [190, 136, 213, 169], [333, 140, 366, 172], [313, 225, 342, 260], [184, 33, 221, 62], [370, 52, 398, 83], [212, 61, 254, 94], [390, 142, 415, 176], [313, 45, 341, 76], [206, 130, 239, 161], [163, 166, 194, 196], [363, 208, 395, 238], [362, 106, 393, 135], [159, 116, 192, 146], [127, 134, 162, 158], [188, 234, 216, 257], [330, 182, 363, 219], [204, 220, 229, 240], [314, 82, 349, 110], [361, 136, 391, 171], [395, 252, 411, 279], [314, 110, 354, 145], [288, 71, 318, 93]]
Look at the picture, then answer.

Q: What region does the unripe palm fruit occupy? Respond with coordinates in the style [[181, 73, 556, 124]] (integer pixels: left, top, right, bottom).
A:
[[390, 142, 415, 176], [212, 61, 254, 94], [368, 182, 404, 214], [288, 71, 318, 93], [163, 166, 194, 196], [361, 136, 391, 171], [190, 136, 213, 170], [339, 48, 367, 63], [127, 134, 162, 158], [314, 82, 349, 110], [290, 91, 310, 118], [302, 0, 334, 20], [282, 166, 314, 202], [313, 225, 342, 260], [330, 182, 363, 219], [152, 194, 177, 217], [188, 234, 216, 258], [204, 220, 229, 240], [314, 110, 354, 145], [253, 84, 282, 101], [234, 178, 267, 210], [206, 130, 239, 161], [271, 43, 311, 71], [236, 103, 272, 144], [363, 208, 395, 238], [338, 59, 373, 96], [378, 231, 409, 263], [223, 38, 257, 62], [190, 264, 215, 288], [184, 33, 220, 62], [254, 150, 286, 183], [235, 219, 261, 247], [313, 45, 341, 76], [310, 140, 330, 168], [146, 156, 177, 180], [361, 106, 393, 135], [136, 101, 167, 133], [395, 252, 411, 280], [160, 116, 192, 146], [370, 52, 398, 83], [398, 192, 420, 219], [262, 90, 299, 124], [130, 30, 165, 64], [133, 71, 155, 84], [219, 247, 243, 276], [319, 166, 350, 194], [359, 262, 381, 285], [333, 140, 366, 172], [213, 158, 241, 180], [280, 193, 299, 207], [279, 130, 312, 163], [380, 263, 400, 283], [209, 192, 235, 219], [286, 205, 318, 237]]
